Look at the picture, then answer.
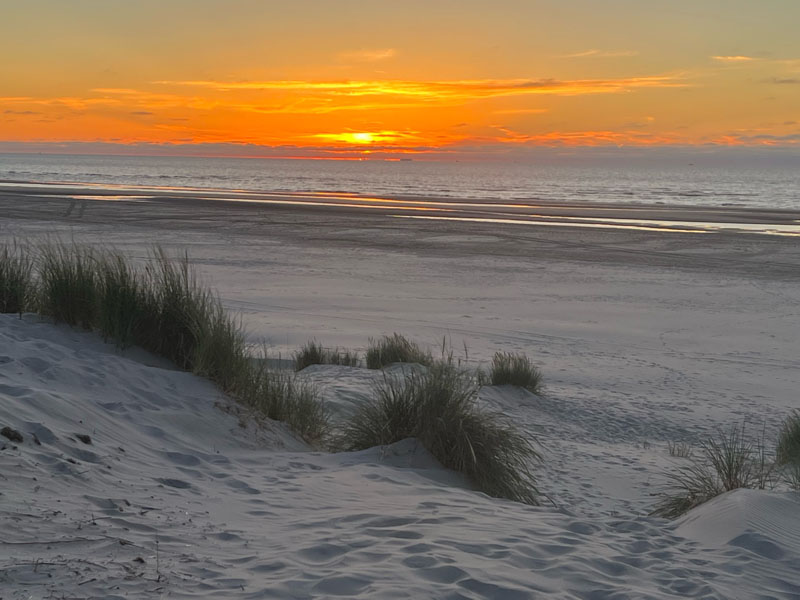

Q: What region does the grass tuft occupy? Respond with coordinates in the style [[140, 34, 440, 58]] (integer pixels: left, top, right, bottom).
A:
[[38, 244, 99, 329], [295, 340, 360, 371], [489, 351, 542, 393], [338, 359, 540, 504], [365, 333, 432, 370], [651, 424, 776, 518], [2, 241, 327, 445], [237, 356, 328, 444], [142, 248, 210, 371], [667, 441, 693, 458], [776, 411, 800, 490], [96, 252, 144, 348], [776, 411, 800, 467], [0, 242, 34, 315]]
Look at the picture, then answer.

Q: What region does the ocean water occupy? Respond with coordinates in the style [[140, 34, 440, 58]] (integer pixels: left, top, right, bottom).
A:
[[1, 153, 798, 209]]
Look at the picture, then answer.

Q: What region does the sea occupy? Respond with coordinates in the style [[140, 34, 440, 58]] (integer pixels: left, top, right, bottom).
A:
[[1, 152, 798, 210]]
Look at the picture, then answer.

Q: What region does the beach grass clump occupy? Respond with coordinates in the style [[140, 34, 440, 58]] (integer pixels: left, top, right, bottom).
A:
[[667, 440, 694, 458], [140, 248, 212, 371], [776, 411, 800, 489], [651, 424, 775, 518], [37, 244, 99, 329], [295, 340, 360, 371], [192, 301, 250, 393], [365, 333, 433, 370], [23, 241, 327, 444], [0, 242, 34, 315], [96, 252, 146, 348], [776, 411, 800, 467], [237, 358, 328, 444], [488, 351, 542, 393], [338, 359, 540, 504]]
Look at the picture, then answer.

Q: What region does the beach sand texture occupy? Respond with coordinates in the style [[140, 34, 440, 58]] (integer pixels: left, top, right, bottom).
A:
[[2, 187, 800, 597]]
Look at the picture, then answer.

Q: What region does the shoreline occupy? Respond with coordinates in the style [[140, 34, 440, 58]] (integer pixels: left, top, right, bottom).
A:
[[2, 179, 800, 237]]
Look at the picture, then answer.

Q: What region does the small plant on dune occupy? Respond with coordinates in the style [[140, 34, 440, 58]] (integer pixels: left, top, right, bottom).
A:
[[37, 244, 99, 329], [237, 355, 328, 444], [776, 411, 800, 489], [365, 333, 433, 370], [142, 247, 211, 371], [488, 351, 542, 393], [338, 359, 540, 504], [667, 441, 694, 458], [192, 302, 250, 393], [294, 340, 360, 371], [22, 241, 328, 445], [0, 242, 34, 315], [651, 424, 776, 518], [96, 252, 145, 348], [776, 411, 800, 468]]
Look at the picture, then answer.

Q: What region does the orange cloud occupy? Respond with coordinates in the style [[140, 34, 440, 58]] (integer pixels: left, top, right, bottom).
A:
[[562, 49, 639, 58], [311, 130, 420, 145], [338, 48, 397, 62], [154, 75, 686, 99], [711, 55, 756, 62]]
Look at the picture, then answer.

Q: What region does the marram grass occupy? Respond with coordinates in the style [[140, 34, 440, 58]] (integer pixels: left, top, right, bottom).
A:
[[651, 424, 776, 518], [295, 340, 360, 371], [488, 351, 542, 393], [0, 242, 34, 315], [338, 359, 540, 504], [365, 333, 433, 370], [0, 241, 327, 444]]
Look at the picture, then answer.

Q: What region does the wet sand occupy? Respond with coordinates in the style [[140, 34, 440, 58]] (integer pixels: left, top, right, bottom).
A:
[[2, 180, 800, 281]]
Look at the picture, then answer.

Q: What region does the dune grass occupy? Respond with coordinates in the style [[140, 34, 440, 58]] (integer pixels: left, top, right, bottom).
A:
[[0, 241, 327, 444], [236, 354, 328, 444], [667, 440, 693, 459], [38, 244, 99, 329], [338, 359, 540, 504], [0, 242, 34, 315], [295, 340, 360, 371], [365, 333, 433, 370], [651, 424, 776, 518], [488, 351, 541, 393], [776, 411, 800, 467], [776, 411, 800, 490]]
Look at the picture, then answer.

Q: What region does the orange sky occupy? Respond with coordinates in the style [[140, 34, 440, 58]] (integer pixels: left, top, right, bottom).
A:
[[2, 1, 799, 159]]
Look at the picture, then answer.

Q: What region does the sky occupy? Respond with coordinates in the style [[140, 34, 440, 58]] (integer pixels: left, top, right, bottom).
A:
[[1, 0, 799, 160]]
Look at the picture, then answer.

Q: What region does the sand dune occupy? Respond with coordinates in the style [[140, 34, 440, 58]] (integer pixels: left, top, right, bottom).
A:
[[2, 314, 799, 599]]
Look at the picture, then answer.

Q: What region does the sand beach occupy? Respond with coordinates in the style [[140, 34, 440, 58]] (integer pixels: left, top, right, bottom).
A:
[[1, 182, 800, 597]]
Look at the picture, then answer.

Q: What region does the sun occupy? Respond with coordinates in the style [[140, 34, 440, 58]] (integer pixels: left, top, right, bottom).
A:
[[312, 131, 407, 146], [347, 132, 375, 144]]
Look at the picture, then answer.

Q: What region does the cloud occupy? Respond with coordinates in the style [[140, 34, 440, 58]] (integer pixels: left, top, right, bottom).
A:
[[155, 75, 686, 100], [770, 78, 800, 84], [562, 49, 639, 58], [3, 110, 40, 115], [2, 139, 799, 166], [311, 130, 421, 145], [492, 108, 548, 115], [711, 55, 756, 62], [130, 110, 154, 115], [338, 48, 397, 62]]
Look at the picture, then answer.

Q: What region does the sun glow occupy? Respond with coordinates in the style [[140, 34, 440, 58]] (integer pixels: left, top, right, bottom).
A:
[[345, 133, 375, 144], [312, 131, 409, 146], [2, 2, 799, 159]]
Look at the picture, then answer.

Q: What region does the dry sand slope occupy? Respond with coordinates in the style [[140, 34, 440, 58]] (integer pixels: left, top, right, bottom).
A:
[[2, 314, 800, 599]]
